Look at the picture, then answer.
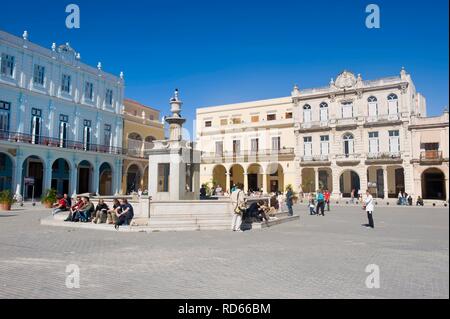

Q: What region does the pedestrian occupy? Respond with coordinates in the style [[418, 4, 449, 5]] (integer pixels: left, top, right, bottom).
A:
[[285, 186, 294, 216], [316, 189, 325, 216], [231, 183, 245, 232], [324, 189, 331, 211], [363, 189, 375, 229], [308, 197, 316, 215], [199, 184, 207, 200], [351, 189, 355, 204], [52, 195, 68, 215]]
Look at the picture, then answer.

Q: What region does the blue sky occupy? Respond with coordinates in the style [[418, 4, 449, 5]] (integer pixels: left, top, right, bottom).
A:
[[1, 0, 448, 138]]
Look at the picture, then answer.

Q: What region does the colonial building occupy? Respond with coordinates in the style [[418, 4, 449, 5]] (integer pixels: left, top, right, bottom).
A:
[[196, 69, 449, 201], [121, 98, 165, 194], [0, 29, 124, 198]]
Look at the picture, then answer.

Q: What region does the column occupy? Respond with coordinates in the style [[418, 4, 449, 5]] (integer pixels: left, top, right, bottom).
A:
[[383, 165, 389, 199], [43, 152, 53, 192], [48, 101, 56, 138], [226, 172, 231, 193], [14, 149, 23, 196], [331, 166, 340, 199], [92, 158, 100, 195], [359, 167, 368, 194], [244, 173, 248, 193], [314, 168, 319, 191], [403, 164, 413, 196], [262, 172, 268, 194], [70, 160, 78, 197], [16, 93, 25, 133]]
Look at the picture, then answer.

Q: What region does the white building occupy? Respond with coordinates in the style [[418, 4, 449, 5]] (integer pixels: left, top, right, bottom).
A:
[[196, 69, 449, 201], [0, 29, 124, 199]]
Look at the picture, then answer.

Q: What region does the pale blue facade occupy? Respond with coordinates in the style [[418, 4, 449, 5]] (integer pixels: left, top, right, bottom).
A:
[[0, 30, 124, 198]]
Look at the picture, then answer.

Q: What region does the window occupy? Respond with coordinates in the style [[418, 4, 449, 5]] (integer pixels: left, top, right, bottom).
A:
[[267, 113, 276, 121], [215, 141, 223, 156], [389, 130, 400, 153], [285, 112, 293, 119], [341, 102, 353, 118], [303, 105, 312, 123], [33, 65, 45, 86], [149, 114, 154, 121], [83, 120, 92, 151], [319, 102, 328, 122], [233, 140, 241, 155], [320, 135, 329, 155], [104, 124, 112, 147], [251, 115, 259, 123], [85, 82, 94, 101], [204, 120, 212, 127], [31, 108, 42, 144], [231, 117, 241, 124], [1, 54, 15, 77], [343, 133, 354, 156], [105, 89, 113, 106], [220, 118, 228, 126], [387, 93, 398, 115], [303, 136, 312, 157], [61, 74, 71, 93], [271, 136, 281, 151], [368, 131, 379, 154], [0, 101, 10, 132], [368, 96, 378, 118], [59, 114, 69, 148], [250, 138, 259, 153]]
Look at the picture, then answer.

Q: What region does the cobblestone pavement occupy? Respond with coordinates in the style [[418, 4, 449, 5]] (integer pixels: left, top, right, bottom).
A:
[[0, 204, 448, 299]]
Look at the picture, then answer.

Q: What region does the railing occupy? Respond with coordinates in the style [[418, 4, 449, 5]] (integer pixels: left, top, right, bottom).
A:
[[366, 152, 401, 160], [336, 117, 358, 126], [202, 148, 295, 160], [299, 121, 330, 130], [420, 150, 443, 161], [301, 155, 330, 162], [365, 114, 401, 123], [0, 130, 123, 155], [335, 153, 361, 160]]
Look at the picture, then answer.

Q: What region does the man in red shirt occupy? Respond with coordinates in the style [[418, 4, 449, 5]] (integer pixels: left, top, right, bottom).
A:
[[52, 195, 68, 215], [324, 189, 331, 212]]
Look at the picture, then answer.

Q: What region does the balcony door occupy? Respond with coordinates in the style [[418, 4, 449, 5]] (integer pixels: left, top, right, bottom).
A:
[[304, 136, 312, 157], [343, 133, 354, 156], [31, 108, 42, 145], [303, 105, 312, 123]]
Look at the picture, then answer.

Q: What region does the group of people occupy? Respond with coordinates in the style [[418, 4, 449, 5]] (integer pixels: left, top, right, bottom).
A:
[[52, 195, 134, 230], [230, 184, 295, 232], [307, 189, 331, 216], [397, 191, 414, 206]]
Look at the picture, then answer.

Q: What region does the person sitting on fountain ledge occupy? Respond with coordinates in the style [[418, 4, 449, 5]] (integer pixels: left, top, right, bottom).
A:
[[115, 198, 134, 230], [52, 195, 68, 216]]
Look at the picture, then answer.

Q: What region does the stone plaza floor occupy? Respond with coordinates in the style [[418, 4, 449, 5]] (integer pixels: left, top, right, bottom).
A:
[[0, 204, 448, 299]]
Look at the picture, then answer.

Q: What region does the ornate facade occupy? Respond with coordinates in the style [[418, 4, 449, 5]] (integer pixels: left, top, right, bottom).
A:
[[196, 69, 449, 201], [0, 29, 124, 198]]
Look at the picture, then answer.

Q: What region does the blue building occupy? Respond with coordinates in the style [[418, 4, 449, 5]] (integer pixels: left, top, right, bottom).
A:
[[0, 29, 124, 198]]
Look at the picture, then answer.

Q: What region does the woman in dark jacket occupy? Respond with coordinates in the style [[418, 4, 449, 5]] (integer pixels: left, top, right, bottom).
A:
[[92, 199, 109, 224]]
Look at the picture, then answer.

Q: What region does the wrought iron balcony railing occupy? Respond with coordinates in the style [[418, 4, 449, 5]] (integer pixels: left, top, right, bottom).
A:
[[420, 150, 443, 161], [0, 130, 123, 155], [366, 152, 401, 160]]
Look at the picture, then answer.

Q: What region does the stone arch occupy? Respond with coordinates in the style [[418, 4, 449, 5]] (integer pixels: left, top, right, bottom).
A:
[[421, 167, 446, 200], [51, 158, 71, 195], [339, 169, 360, 197], [0, 152, 14, 192], [99, 162, 113, 195], [212, 164, 227, 191]]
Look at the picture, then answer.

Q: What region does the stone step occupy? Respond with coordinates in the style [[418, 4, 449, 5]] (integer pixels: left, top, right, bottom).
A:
[[252, 215, 300, 229]]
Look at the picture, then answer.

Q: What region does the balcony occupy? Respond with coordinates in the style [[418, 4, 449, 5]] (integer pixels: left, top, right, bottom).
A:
[[201, 148, 295, 163], [365, 152, 402, 164], [335, 117, 358, 130], [0, 131, 123, 155], [419, 151, 444, 164], [296, 121, 331, 133], [300, 155, 331, 166], [364, 114, 403, 127], [335, 153, 361, 165]]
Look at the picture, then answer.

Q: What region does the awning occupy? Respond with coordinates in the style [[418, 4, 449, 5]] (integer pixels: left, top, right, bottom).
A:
[[420, 131, 440, 143]]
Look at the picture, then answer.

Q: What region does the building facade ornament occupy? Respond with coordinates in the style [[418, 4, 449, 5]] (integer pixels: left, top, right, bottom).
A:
[[335, 70, 357, 90]]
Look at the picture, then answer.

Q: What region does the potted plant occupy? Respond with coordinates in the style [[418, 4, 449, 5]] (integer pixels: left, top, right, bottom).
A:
[[0, 190, 16, 211], [41, 189, 57, 209]]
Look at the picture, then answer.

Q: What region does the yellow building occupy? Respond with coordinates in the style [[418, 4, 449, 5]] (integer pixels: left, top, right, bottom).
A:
[[122, 98, 165, 194]]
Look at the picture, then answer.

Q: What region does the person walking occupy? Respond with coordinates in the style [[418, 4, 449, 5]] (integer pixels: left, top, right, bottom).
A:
[[324, 189, 331, 211], [363, 189, 375, 229], [285, 186, 294, 216], [316, 190, 325, 216], [231, 183, 245, 232]]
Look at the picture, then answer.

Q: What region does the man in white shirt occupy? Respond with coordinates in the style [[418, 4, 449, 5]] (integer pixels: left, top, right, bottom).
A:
[[363, 189, 375, 229], [230, 183, 245, 232]]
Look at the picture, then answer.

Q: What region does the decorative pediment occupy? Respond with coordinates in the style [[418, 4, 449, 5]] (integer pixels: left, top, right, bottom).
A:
[[335, 70, 357, 89], [57, 43, 79, 63]]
